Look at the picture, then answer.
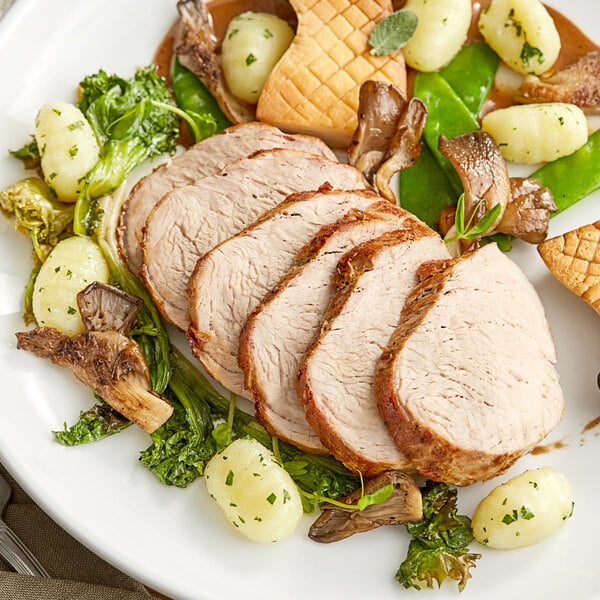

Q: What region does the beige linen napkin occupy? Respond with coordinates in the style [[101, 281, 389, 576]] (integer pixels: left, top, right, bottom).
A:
[[0, 0, 14, 17], [0, 464, 156, 599]]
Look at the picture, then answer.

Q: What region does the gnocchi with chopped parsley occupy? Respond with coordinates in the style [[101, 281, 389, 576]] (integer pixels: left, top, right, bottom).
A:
[[401, 0, 472, 72], [204, 438, 303, 543], [32, 235, 109, 335], [478, 0, 560, 76], [481, 102, 588, 164], [472, 467, 574, 550], [35, 101, 99, 202], [221, 12, 294, 104]]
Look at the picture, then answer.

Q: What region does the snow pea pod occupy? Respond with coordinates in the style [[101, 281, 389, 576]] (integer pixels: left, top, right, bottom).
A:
[[531, 128, 600, 215], [439, 41, 499, 119], [398, 42, 499, 226], [398, 144, 456, 228], [171, 57, 231, 142], [413, 71, 480, 194]]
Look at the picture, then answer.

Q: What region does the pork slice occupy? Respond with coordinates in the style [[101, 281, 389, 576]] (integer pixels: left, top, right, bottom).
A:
[[297, 226, 450, 475], [238, 201, 420, 452], [141, 149, 366, 330], [118, 122, 337, 273], [375, 243, 565, 486], [187, 188, 382, 399]]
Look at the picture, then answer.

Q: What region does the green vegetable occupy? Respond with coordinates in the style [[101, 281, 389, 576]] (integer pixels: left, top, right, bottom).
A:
[[413, 72, 480, 195], [73, 65, 179, 235], [445, 194, 502, 243], [0, 177, 73, 261], [531, 128, 600, 215], [165, 347, 359, 508], [54, 401, 131, 445], [399, 42, 499, 227], [95, 187, 171, 394], [170, 57, 231, 143], [368, 10, 418, 56], [397, 481, 481, 592], [398, 144, 455, 228], [9, 139, 40, 170], [439, 41, 499, 119]]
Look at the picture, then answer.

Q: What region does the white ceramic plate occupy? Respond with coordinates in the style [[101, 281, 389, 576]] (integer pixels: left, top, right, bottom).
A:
[[0, 1, 599, 599]]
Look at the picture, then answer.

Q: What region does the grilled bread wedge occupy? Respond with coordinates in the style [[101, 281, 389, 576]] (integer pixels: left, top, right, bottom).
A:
[[538, 220, 600, 314], [256, 0, 407, 148]]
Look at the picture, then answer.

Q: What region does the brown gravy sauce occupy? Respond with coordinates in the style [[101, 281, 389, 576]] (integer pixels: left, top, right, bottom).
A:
[[582, 415, 600, 434], [153, 0, 599, 138], [531, 439, 568, 455]]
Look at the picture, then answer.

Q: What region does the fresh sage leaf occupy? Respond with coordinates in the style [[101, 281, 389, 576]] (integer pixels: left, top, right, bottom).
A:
[[369, 10, 418, 56]]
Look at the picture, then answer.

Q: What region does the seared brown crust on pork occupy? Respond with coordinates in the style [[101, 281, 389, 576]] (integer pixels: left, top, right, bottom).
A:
[[298, 223, 448, 475], [375, 244, 564, 486], [140, 148, 365, 330], [117, 122, 336, 273], [239, 201, 416, 452], [186, 187, 381, 399]]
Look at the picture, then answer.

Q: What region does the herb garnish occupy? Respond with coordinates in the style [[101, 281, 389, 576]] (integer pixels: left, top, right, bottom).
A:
[[444, 194, 502, 244], [369, 10, 418, 56]]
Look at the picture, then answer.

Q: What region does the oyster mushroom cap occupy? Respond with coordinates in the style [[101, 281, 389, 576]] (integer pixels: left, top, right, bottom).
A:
[[494, 177, 557, 244], [77, 281, 142, 334], [16, 326, 173, 433], [174, 0, 255, 124], [348, 80, 427, 202], [438, 131, 510, 236], [516, 51, 600, 114], [308, 470, 423, 543]]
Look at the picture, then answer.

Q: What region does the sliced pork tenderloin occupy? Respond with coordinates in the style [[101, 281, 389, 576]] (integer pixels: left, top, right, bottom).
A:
[[375, 243, 564, 486], [187, 187, 383, 399], [141, 149, 366, 330], [118, 122, 336, 273], [297, 225, 450, 476], [238, 202, 421, 453]]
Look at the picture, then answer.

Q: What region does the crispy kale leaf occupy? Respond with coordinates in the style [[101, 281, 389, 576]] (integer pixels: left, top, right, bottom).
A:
[[74, 65, 179, 234], [140, 347, 359, 505], [54, 401, 131, 445], [397, 481, 481, 592]]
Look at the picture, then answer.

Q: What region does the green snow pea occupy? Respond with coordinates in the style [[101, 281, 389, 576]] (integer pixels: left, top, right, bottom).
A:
[[531, 128, 600, 215], [171, 56, 231, 142], [413, 71, 480, 194], [439, 41, 499, 119], [398, 42, 500, 227]]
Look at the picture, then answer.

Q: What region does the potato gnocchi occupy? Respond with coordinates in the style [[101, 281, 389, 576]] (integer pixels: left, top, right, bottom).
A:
[[478, 0, 560, 76], [472, 467, 574, 550], [35, 102, 100, 202], [481, 102, 588, 164], [204, 438, 303, 543], [32, 235, 109, 335], [402, 0, 472, 72], [222, 12, 294, 105]]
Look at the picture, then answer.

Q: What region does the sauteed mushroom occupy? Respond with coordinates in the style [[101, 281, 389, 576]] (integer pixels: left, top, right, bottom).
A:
[[309, 471, 422, 543], [174, 0, 255, 124], [348, 81, 427, 202], [16, 283, 173, 433], [438, 131, 555, 250], [516, 51, 600, 114]]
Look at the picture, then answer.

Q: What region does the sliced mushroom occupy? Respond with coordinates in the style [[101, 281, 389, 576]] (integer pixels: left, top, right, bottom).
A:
[[438, 131, 510, 237], [77, 282, 142, 335], [494, 177, 557, 243], [515, 51, 600, 114], [15, 327, 173, 433], [348, 81, 427, 202], [174, 0, 255, 124], [308, 471, 422, 543]]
